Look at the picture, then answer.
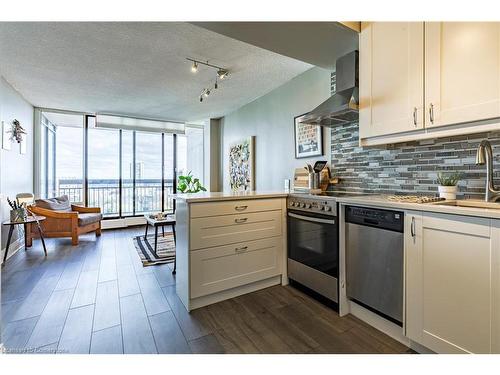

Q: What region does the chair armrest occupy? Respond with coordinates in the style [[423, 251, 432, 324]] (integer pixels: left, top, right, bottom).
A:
[[28, 205, 78, 219], [71, 205, 101, 214]]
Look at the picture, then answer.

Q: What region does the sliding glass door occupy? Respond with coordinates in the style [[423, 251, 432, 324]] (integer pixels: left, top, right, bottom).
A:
[[135, 132, 163, 214], [38, 110, 200, 219], [87, 125, 120, 217]]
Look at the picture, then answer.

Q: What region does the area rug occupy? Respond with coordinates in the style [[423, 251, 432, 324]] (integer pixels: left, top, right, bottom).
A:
[[133, 233, 176, 266]]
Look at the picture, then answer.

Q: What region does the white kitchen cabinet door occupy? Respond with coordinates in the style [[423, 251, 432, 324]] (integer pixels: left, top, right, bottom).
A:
[[190, 237, 282, 299], [406, 212, 492, 353], [359, 22, 424, 139], [492, 220, 500, 354], [425, 22, 500, 128]]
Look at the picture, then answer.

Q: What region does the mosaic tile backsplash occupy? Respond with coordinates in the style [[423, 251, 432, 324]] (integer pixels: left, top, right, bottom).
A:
[[328, 73, 500, 199]]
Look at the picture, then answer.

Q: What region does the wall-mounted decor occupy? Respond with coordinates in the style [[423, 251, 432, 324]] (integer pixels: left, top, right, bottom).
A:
[[9, 119, 27, 143], [20, 138, 27, 154], [2, 120, 11, 150], [294, 114, 323, 159], [229, 136, 255, 192]]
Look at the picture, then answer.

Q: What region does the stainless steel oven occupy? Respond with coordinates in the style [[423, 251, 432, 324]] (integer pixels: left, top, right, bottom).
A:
[[287, 195, 339, 303]]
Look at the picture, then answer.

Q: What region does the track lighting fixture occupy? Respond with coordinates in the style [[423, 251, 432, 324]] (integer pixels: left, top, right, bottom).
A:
[[186, 57, 230, 103], [217, 69, 229, 80]]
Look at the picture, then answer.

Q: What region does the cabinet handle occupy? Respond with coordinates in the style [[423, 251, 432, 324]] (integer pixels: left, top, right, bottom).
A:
[[234, 217, 248, 223], [235, 246, 248, 253], [413, 107, 417, 127], [235, 205, 248, 211], [429, 103, 434, 124], [411, 216, 416, 238]]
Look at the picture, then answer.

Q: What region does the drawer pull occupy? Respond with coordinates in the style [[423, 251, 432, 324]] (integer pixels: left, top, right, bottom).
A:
[[235, 205, 248, 211], [234, 217, 248, 223], [235, 246, 248, 253]]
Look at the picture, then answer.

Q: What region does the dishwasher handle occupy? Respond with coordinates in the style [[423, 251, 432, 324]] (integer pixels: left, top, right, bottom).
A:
[[363, 218, 379, 226], [345, 205, 404, 233]]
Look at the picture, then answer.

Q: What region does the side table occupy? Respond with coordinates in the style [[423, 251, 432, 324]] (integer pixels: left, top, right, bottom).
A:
[[2, 215, 47, 266]]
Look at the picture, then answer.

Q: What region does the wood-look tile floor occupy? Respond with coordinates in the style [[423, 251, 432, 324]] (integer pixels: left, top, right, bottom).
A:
[[1, 227, 412, 354]]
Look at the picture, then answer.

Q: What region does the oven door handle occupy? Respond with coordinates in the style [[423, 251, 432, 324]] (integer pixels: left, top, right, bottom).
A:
[[288, 212, 335, 225]]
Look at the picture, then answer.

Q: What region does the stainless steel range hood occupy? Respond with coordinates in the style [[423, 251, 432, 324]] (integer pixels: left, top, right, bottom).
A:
[[298, 50, 358, 127]]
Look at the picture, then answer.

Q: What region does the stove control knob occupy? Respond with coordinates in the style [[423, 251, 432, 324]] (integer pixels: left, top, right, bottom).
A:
[[323, 206, 331, 212], [300, 203, 306, 208], [305, 204, 311, 209], [292, 202, 298, 207]]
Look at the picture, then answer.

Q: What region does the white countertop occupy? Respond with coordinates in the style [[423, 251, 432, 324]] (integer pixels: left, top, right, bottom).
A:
[[173, 190, 500, 219], [336, 195, 500, 220], [173, 191, 289, 203]]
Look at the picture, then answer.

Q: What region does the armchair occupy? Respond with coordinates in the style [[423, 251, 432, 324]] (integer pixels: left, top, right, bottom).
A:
[[27, 196, 102, 246]]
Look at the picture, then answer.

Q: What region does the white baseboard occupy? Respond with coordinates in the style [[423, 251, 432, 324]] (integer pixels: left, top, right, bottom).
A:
[[101, 216, 146, 229]]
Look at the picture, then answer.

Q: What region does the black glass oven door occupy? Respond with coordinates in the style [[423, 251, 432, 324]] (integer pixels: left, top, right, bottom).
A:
[[287, 210, 339, 278]]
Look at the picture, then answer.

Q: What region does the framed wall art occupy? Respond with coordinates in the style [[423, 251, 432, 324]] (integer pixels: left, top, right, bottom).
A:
[[228, 136, 255, 192], [294, 114, 323, 159]]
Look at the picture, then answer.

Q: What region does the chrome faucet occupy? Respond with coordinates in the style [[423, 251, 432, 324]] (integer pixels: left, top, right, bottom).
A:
[[475, 140, 500, 201]]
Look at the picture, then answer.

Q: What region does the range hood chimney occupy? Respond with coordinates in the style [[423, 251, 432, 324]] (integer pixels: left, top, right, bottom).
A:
[[298, 50, 358, 127]]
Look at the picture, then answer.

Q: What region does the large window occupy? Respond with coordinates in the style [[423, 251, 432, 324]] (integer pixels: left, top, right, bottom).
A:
[[40, 111, 84, 201], [88, 125, 120, 216], [38, 111, 200, 219]]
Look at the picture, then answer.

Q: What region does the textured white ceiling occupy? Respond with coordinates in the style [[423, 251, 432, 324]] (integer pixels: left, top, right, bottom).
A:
[[0, 22, 313, 122]]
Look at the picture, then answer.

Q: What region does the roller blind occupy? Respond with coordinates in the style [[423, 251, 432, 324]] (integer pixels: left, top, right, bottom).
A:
[[96, 114, 185, 134]]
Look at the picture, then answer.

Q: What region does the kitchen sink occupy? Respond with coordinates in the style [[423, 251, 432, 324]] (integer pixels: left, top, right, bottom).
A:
[[430, 199, 500, 209]]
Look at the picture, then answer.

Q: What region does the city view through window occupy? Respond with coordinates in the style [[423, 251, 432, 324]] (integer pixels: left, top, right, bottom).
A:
[[40, 111, 203, 218]]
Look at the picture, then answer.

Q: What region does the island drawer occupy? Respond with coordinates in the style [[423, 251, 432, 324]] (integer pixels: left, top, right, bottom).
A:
[[190, 198, 283, 218], [190, 236, 282, 299], [190, 210, 282, 250]]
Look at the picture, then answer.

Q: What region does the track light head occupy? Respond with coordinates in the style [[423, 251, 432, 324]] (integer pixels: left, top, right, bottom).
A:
[[214, 80, 218, 89], [191, 61, 198, 73], [199, 95, 203, 102], [204, 88, 211, 97], [217, 69, 229, 80]]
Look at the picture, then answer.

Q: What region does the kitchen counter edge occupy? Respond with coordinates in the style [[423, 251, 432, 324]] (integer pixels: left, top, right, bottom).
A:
[[173, 191, 289, 203], [336, 195, 500, 220]]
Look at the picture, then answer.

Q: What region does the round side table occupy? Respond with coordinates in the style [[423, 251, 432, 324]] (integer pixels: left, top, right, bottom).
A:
[[2, 215, 47, 266]]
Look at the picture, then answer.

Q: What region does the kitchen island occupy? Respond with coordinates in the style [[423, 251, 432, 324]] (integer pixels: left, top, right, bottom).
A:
[[173, 191, 288, 311]]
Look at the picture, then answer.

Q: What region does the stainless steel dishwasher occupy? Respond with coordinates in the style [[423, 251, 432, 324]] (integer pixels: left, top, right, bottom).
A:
[[345, 205, 404, 326]]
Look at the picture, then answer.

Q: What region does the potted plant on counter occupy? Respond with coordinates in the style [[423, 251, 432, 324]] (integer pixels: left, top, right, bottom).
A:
[[437, 172, 462, 200], [177, 171, 207, 193]]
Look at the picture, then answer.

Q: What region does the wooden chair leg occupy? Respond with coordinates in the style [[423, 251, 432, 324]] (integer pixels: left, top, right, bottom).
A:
[[96, 224, 102, 237], [72, 233, 79, 246]]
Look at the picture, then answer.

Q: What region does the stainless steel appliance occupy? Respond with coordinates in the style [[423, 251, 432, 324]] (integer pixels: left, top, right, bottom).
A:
[[297, 50, 359, 127], [345, 205, 404, 325], [287, 193, 349, 305]]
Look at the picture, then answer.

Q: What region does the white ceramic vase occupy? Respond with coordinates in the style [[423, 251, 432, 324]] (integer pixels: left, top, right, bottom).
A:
[[438, 185, 458, 200]]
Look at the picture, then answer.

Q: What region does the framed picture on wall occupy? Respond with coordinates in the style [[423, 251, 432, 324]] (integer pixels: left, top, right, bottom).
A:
[[294, 114, 323, 159], [228, 136, 255, 192]]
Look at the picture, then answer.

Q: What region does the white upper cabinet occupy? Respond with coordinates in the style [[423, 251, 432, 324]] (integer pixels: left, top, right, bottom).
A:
[[360, 22, 500, 145], [425, 22, 500, 128], [359, 22, 424, 139]]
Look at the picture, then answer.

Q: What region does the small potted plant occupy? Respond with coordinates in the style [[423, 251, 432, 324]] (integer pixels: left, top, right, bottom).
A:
[[437, 172, 462, 200], [177, 171, 207, 193]]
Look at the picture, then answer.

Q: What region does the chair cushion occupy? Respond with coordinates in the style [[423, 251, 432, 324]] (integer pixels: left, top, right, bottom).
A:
[[35, 195, 71, 211], [78, 213, 103, 226]]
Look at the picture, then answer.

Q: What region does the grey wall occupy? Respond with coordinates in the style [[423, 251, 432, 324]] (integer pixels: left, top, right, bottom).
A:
[[0, 77, 34, 252], [221, 67, 332, 191]]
